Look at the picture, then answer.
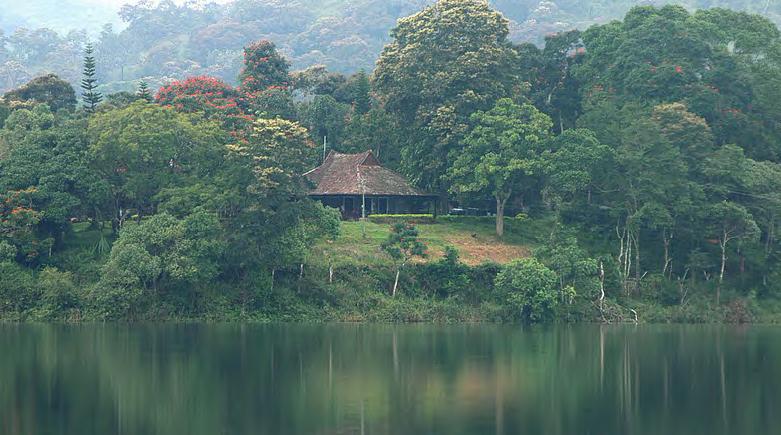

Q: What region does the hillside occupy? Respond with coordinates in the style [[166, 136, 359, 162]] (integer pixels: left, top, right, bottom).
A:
[[2, 0, 781, 93], [316, 218, 550, 267]]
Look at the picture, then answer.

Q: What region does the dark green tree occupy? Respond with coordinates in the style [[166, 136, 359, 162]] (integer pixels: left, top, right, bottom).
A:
[[137, 81, 152, 102], [373, 0, 522, 203], [3, 74, 77, 112], [81, 43, 103, 113]]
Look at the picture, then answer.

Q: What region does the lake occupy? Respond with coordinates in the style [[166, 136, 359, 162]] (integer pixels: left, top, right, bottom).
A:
[[1, 324, 778, 435]]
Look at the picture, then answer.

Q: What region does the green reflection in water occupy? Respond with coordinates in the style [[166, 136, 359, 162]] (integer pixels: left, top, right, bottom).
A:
[[0, 324, 778, 435]]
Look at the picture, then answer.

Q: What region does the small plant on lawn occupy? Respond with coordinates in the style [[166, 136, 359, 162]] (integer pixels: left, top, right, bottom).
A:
[[381, 223, 427, 297]]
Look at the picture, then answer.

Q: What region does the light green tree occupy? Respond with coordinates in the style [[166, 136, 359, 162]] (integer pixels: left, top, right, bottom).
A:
[[381, 223, 427, 297], [706, 201, 760, 303], [448, 98, 552, 237], [495, 257, 559, 322]]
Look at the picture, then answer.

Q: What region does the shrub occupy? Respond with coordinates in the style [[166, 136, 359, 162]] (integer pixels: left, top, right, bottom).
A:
[[415, 246, 472, 299], [0, 241, 15, 262], [89, 270, 144, 320], [0, 261, 36, 317], [495, 258, 559, 322], [367, 214, 436, 225], [38, 267, 80, 319]]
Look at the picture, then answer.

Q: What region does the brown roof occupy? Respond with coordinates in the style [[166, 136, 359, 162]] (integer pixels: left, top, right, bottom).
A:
[[304, 151, 431, 196]]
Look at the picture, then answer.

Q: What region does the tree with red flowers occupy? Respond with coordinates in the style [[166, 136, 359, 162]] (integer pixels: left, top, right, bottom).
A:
[[156, 76, 254, 135], [238, 40, 290, 93], [0, 188, 48, 263]]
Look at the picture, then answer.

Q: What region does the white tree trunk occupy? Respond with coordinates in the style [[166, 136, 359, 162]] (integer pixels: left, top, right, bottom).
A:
[[392, 268, 401, 297], [495, 197, 506, 238], [719, 237, 727, 305]]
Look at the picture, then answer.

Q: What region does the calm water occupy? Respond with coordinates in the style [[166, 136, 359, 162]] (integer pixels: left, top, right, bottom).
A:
[[1, 324, 779, 435]]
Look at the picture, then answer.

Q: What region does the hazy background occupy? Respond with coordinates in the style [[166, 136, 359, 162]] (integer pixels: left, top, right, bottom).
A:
[[1, 0, 779, 93]]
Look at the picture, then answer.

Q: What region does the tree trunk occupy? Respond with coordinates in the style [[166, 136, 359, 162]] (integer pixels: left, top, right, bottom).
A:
[[298, 264, 304, 293], [662, 229, 672, 278], [329, 265, 334, 284], [495, 196, 506, 238], [718, 238, 727, 305], [634, 233, 641, 282], [392, 268, 401, 297], [439, 190, 449, 216]]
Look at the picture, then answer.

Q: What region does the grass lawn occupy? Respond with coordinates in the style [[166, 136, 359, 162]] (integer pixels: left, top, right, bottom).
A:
[[315, 216, 554, 267]]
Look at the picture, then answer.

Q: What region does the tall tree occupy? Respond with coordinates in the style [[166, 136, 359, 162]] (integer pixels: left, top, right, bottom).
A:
[[373, 0, 522, 204], [238, 40, 290, 93], [448, 99, 552, 237], [81, 43, 102, 113], [137, 80, 152, 102], [706, 201, 760, 303]]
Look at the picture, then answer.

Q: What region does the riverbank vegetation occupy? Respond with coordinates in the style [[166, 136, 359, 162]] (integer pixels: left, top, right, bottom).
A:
[[2, 1, 781, 323]]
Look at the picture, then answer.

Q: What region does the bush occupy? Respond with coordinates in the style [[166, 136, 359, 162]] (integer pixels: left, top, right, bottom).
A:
[[38, 267, 80, 319], [368, 214, 436, 224], [89, 270, 144, 320], [0, 241, 16, 262], [495, 258, 559, 322], [414, 246, 471, 299], [0, 261, 36, 318]]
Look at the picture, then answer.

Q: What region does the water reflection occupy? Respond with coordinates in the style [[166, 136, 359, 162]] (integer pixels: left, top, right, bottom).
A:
[[0, 324, 778, 435]]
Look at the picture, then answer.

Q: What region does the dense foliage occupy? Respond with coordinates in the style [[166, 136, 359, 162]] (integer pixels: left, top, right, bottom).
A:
[[1, 1, 781, 323], [3, 1, 781, 94]]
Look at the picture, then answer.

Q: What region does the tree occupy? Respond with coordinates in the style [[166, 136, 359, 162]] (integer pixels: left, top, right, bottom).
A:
[[0, 106, 107, 245], [299, 95, 349, 149], [381, 223, 427, 297], [137, 80, 152, 102], [373, 0, 522, 202], [706, 201, 760, 303], [220, 117, 319, 274], [3, 74, 76, 112], [349, 70, 371, 115], [517, 30, 584, 133], [87, 102, 224, 231], [0, 189, 47, 264], [156, 76, 250, 133], [238, 40, 290, 93], [448, 99, 552, 237], [81, 43, 102, 113], [543, 128, 612, 207], [101, 212, 225, 294], [495, 258, 559, 322]]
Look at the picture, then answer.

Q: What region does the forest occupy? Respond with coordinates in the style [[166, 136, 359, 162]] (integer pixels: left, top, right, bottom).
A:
[[1, 0, 781, 323], [2, 0, 781, 94]]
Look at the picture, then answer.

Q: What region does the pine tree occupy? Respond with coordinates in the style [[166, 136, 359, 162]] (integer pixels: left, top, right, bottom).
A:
[[353, 70, 371, 115], [81, 43, 103, 113], [137, 80, 152, 102]]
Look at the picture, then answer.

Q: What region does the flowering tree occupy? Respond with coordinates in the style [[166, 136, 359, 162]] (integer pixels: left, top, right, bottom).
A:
[[156, 76, 253, 134], [1, 188, 48, 263], [238, 40, 290, 93]]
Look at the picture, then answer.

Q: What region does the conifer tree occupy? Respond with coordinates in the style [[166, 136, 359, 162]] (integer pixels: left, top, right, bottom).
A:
[[81, 43, 103, 113], [352, 70, 371, 115], [137, 80, 152, 102]]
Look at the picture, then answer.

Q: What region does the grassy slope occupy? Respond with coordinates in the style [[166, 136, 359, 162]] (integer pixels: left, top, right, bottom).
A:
[[315, 217, 554, 268]]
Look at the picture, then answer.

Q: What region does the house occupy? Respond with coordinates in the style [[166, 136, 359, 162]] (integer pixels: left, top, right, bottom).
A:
[[304, 150, 438, 220]]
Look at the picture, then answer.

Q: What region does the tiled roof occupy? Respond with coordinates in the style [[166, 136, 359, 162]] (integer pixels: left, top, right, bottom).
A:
[[304, 151, 430, 196]]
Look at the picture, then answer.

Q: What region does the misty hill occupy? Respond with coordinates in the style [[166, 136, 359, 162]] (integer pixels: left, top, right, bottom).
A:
[[1, 0, 780, 93]]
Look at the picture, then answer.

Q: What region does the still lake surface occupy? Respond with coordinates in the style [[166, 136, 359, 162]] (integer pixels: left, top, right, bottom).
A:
[[1, 323, 778, 435]]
